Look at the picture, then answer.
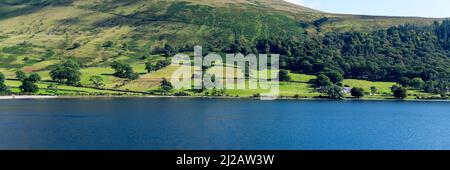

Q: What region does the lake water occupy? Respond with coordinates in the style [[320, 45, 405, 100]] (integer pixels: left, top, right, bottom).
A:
[[0, 98, 449, 150]]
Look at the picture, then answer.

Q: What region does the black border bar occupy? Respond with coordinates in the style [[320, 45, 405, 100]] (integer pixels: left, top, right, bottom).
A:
[[1, 150, 449, 168]]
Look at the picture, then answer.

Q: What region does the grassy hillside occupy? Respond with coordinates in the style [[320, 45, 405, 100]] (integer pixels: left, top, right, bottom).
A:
[[0, 0, 441, 74], [0, 0, 446, 99]]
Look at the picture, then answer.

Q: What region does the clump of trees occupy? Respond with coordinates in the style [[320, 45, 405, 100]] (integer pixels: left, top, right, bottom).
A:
[[313, 69, 345, 99], [111, 61, 139, 80], [247, 20, 450, 97], [16, 71, 41, 93], [50, 60, 81, 85], [423, 80, 449, 95], [398, 77, 425, 89], [314, 70, 344, 87], [145, 60, 171, 73]]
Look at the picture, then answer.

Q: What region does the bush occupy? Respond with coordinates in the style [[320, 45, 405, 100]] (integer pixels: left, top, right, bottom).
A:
[[174, 91, 190, 96]]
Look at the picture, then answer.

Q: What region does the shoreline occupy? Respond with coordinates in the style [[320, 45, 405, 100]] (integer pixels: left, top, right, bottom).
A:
[[0, 95, 448, 102], [0, 95, 59, 100]]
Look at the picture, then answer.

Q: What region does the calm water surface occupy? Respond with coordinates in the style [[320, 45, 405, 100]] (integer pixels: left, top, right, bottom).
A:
[[0, 98, 449, 150]]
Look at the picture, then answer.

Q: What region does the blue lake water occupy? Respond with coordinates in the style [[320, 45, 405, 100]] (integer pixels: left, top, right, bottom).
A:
[[0, 98, 449, 150]]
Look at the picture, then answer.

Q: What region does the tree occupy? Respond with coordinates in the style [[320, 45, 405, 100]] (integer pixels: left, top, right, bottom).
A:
[[278, 69, 291, 81], [315, 74, 332, 87], [391, 85, 408, 99], [160, 78, 173, 93], [15, 70, 27, 81], [351, 87, 365, 98], [0, 72, 9, 94], [324, 85, 344, 99], [424, 81, 437, 93], [410, 77, 424, 89], [50, 60, 81, 85], [89, 75, 104, 88], [324, 70, 344, 84], [111, 61, 130, 78], [18, 72, 41, 93], [370, 86, 378, 95], [0, 72, 4, 84], [0, 83, 8, 94], [19, 80, 38, 93], [399, 77, 411, 87], [145, 62, 155, 73], [28, 73, 41, 83], [155, 60, 171, 70], [111, 61, 139, 80]]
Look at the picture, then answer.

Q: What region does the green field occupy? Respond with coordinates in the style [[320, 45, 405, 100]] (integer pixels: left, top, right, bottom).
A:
[[4, 80, 134, 96], [1, 61, 439, 99], [188, 70, 437, 99]]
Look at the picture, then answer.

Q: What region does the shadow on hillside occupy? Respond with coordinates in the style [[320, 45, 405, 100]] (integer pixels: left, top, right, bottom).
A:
[[0, 1, 75, 20]]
